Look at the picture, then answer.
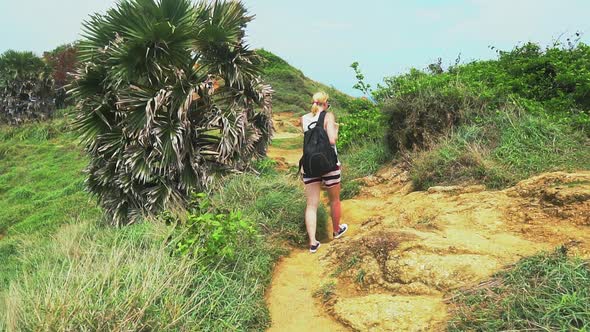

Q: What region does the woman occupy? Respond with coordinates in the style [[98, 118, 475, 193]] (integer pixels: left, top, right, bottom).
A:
[[301, 92, 348, 253]]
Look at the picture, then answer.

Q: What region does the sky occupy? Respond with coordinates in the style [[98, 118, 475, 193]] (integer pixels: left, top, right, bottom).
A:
[[1, 0, 589, 96]]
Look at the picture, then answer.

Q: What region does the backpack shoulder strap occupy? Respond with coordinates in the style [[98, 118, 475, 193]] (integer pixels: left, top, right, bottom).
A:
[[317, 111, 327, 129]]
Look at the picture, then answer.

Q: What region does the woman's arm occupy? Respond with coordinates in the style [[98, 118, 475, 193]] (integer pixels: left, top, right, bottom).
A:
[[325, 112, 338, 145]]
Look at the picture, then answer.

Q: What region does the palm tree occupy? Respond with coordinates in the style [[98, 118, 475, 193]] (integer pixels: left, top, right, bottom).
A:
[[70, 0, 274, 225], [0, 50, 55, 124]]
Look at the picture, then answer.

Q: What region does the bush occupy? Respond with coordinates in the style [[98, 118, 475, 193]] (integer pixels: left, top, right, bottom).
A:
[[171, 193, 257, 267], [375, 41, 590, 136], [381, 82, 487, 155], [373, 40, 590, 190], [0, 50, 56, 126], [71, 0, 274, 225], [338, 98, 385, 151]]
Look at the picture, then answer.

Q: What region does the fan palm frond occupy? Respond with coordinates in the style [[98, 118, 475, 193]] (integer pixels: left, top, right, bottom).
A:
[[72, 0, 273, 225]]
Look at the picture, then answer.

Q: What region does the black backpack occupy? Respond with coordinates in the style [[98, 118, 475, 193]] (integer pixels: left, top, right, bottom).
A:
[[299, 111, 338, 177]]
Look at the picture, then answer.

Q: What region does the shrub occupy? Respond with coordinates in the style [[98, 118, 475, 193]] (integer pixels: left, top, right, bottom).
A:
[[43, 44, 79, 108], [375, 41, 590, 136], [373, 40, 590, 190], [338, 98, 385, 151], [0, 50, 56, 125], [171, 193, 257, 267], [381, 82, 487, 155]]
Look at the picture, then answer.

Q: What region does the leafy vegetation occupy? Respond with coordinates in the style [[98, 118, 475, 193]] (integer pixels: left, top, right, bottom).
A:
[[373, 40, 590, 189], [71, 0, 273, 224], [350, 61, 373, 97], [448, 247, 590, 331], [43, 43, 79, 108], [381, 81, 487, 154], [337, 97, 385, 151], [171, 193, 257, 266]]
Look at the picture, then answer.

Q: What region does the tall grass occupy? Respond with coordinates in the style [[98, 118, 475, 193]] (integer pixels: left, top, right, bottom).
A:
[[448, 248, 590, 331], [339, 140, 391, 199], [0, 112, 318, 331], [211, 172, 330, 245], [410, 111, 590, 190], [0, 111, 101, 288], [2, 219, 277, 331]]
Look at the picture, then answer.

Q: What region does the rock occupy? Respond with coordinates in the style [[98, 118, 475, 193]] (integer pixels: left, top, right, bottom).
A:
[[333, 294, 446, 332]]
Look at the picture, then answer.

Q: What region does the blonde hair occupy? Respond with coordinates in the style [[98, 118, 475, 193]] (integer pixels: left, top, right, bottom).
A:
[[311, 91, 329, 115]]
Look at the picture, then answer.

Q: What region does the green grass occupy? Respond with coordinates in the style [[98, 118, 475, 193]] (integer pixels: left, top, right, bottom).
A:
[[211, 172, 330, 245], [0, 113, 101, 288], [410, 111, 590, 190], [0, 115, 324, 330], [0, 48, 358, 330], [339, 140, 391, 199], [1, 219, 279, 331], [270, 136, 302, 150], [448, 247, 590, 331]]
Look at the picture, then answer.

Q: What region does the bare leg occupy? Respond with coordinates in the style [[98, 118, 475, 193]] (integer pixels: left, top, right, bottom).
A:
[[304, 182, 321, 246], [327, 183, 341, 235]]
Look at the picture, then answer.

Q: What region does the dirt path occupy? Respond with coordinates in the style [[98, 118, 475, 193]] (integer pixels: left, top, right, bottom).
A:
[[265, 113, 590, 331], [266, 250, 348, 332]]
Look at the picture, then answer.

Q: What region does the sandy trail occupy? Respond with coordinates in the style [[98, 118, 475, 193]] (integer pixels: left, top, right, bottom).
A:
[[265, 113, 590, 331], [266, 250, 348, 332]]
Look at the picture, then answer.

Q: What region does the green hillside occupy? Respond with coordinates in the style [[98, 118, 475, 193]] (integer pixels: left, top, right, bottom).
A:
[[258, 49, 354, 114]]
